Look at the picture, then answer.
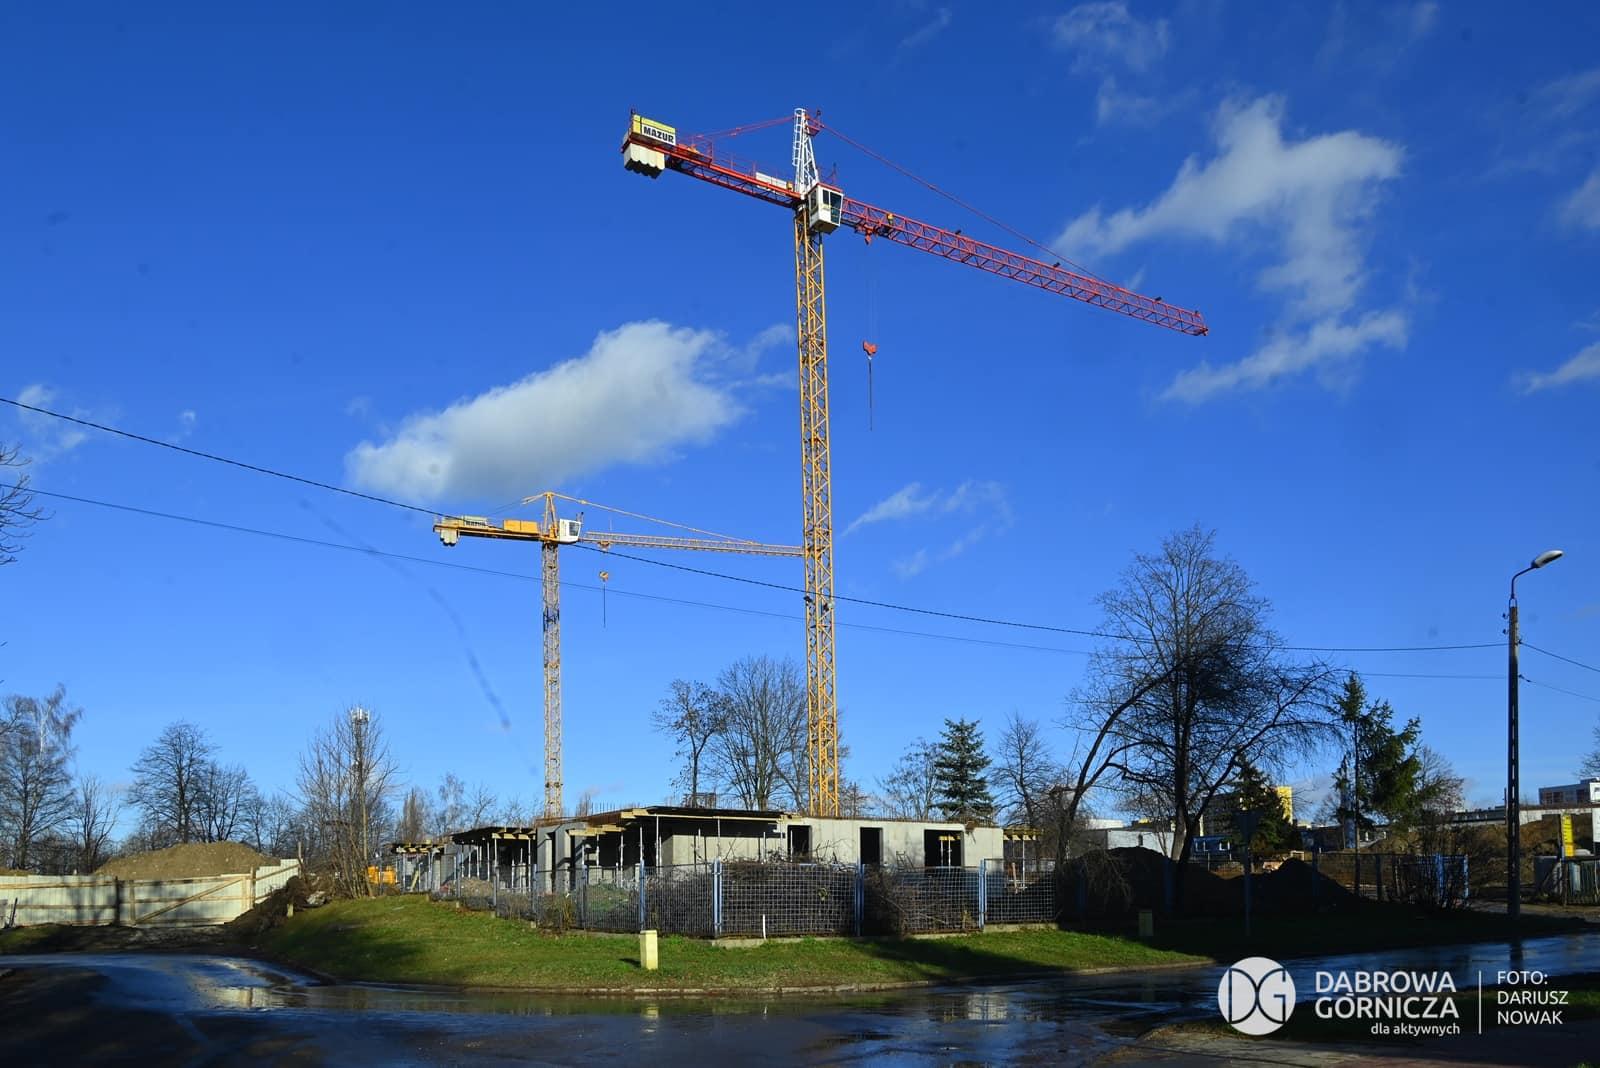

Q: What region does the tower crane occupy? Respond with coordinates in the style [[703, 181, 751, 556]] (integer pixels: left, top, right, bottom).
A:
[[435, 491, 801, 820], [622, 109, 1208, 817]]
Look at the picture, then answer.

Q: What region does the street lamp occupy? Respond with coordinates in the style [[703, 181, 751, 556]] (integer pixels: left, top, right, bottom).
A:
[[1508, 549, 1564, 922]]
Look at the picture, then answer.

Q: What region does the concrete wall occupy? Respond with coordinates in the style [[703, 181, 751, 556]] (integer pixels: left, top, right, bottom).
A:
[[778, 817, 1003, 867], [0, 860, 299, 928], [556, 814, 1010, 874]]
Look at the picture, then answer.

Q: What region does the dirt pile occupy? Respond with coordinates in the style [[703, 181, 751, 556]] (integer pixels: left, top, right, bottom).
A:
[[227, 876, 325, 939], [97, 842, 273, 880]]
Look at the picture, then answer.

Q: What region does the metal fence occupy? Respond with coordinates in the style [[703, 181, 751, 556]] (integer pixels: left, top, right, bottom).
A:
[[451, 858, 1058, 937], [1314, 852, 1470, 907], [1544, 858, 1600, 905]]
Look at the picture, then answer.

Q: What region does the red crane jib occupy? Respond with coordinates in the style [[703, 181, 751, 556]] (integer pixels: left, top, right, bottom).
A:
[[627, 132, 1208, 338]]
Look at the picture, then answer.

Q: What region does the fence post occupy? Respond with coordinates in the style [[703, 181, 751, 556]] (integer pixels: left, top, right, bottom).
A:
[[1374, 854, 1383, 902], [977, 859, 988, 931], [637, 860, 646, 932], [854, 861, 864, 937], [712, 859, 722, 938], [1311, 853, 1320, 909]]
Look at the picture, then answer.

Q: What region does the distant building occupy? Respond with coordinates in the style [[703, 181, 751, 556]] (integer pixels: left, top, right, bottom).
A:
[[1204, 783, 1294, 839], [1538, 779, 1600, 806]]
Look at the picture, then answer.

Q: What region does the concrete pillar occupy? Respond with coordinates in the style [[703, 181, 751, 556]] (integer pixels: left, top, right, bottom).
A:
[[639, 929, 658, 970]]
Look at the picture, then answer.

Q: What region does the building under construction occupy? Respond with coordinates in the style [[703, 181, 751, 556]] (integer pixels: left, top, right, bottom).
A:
[[422, 808, 1006, 895]]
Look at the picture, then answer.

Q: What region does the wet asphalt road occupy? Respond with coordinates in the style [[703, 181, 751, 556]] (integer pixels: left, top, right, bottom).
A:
[[3, 932, 1598, 1065]]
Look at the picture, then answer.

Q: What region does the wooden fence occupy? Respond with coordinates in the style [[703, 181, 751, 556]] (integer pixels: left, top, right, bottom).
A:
[[0, 860, 300, 928]]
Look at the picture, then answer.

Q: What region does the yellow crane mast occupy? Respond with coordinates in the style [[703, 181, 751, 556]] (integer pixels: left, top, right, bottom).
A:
[[435, 491, 801, 820]]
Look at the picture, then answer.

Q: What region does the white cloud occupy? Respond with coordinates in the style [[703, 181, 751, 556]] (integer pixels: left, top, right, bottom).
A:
[[1406, 1, 1439, 40], [846, 483, 938, 533], [899, 6, 952, 51], [1095, 76, 1165, 125], [14, 383, 89, 460], [846, 479, 1009, 535], [893, 548, 931, 579], [1059, 96, 1407, 401], [1514, 341, 1600, 394], [1163, 311, 1407, 403], [1561, 168, 1600, 231], [848, 481, 1012, 579], [1061, 97, 1402, 317], [1534, 67, 1600, 120], [1053, 1, 1170, 73], [347, 321, 781, 500]]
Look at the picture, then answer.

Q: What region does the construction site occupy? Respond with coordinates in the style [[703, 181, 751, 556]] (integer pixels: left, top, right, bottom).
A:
[[353, 107, 1212, 936]]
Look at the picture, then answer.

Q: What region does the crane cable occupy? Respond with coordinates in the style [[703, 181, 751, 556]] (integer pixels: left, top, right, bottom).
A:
[[820, 121, 1109, 284]]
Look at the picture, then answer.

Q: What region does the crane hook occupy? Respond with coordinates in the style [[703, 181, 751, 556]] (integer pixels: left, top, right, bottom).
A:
[[862, 341, 878, 430]]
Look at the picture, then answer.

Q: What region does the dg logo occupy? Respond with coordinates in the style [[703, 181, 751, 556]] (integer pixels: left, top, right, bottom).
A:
[[1217, 956, 1296, 1035]]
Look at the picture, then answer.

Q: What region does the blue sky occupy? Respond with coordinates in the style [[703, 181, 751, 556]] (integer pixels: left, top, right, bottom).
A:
[[4, 2, 1598, 823]]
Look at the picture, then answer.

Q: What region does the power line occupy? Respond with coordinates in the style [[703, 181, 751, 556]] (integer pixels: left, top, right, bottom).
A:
[[1523, 642, 1600, 677], [1360, 671, 1499, 681], [571, 542, 1124, 640], [572, 544, 1503, 655], [0, 394, 442, 518], [14, 484, 1098, 657], [0, 391, 1514, 660], [1520, 675, 1600, 705]]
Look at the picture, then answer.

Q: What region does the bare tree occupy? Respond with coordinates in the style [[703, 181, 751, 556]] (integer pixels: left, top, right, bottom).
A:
[[878, 738, 939, 821], [243, 792, 300, 858], [710, 655, 807, 810], [129, 722, 216, 845], [1414, 744, 1465, 816], [1094, 527, 1336, 905], [993, 712, 1062, 828], [1, 443, 45, 567], [496, 795, 532, 825], [69, 774, 122, 872], [296, 705, 398, 897], [464, 782, 498, 828], [396, 786, 430, 842], [838, 778, 873, 818], [652, 679, 725, 806], [0, 687, 81, 869], [434, 772, 467, 836], [194, 762, 257, 843], [1583, 723, 1600, 780]]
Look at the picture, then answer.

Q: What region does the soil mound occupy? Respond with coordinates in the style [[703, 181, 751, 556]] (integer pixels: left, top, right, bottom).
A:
[[97, 842, 273, 880], [227, 876, 321, 939]]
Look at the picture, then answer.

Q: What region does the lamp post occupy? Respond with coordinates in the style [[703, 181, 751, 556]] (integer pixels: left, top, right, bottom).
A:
[[1508, 549, 1564, 923]]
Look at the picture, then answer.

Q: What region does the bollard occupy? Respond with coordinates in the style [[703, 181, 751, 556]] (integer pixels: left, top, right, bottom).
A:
[[1138, 909, 1154, 939], [639, 928, 659, 971]]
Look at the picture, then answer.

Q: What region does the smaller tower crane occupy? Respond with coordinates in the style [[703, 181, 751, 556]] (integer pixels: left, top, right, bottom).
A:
[[435, 492, 801, 820]]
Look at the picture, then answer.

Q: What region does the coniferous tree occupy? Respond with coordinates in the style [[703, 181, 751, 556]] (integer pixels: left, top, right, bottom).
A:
[[933, 718, 996, 822], [1330, 674, 1440, 833], [1231, 758, 1296, 854]]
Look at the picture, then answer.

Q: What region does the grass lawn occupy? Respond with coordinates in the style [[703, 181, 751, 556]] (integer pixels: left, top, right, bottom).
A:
[[257, 896, 1204, 992]]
